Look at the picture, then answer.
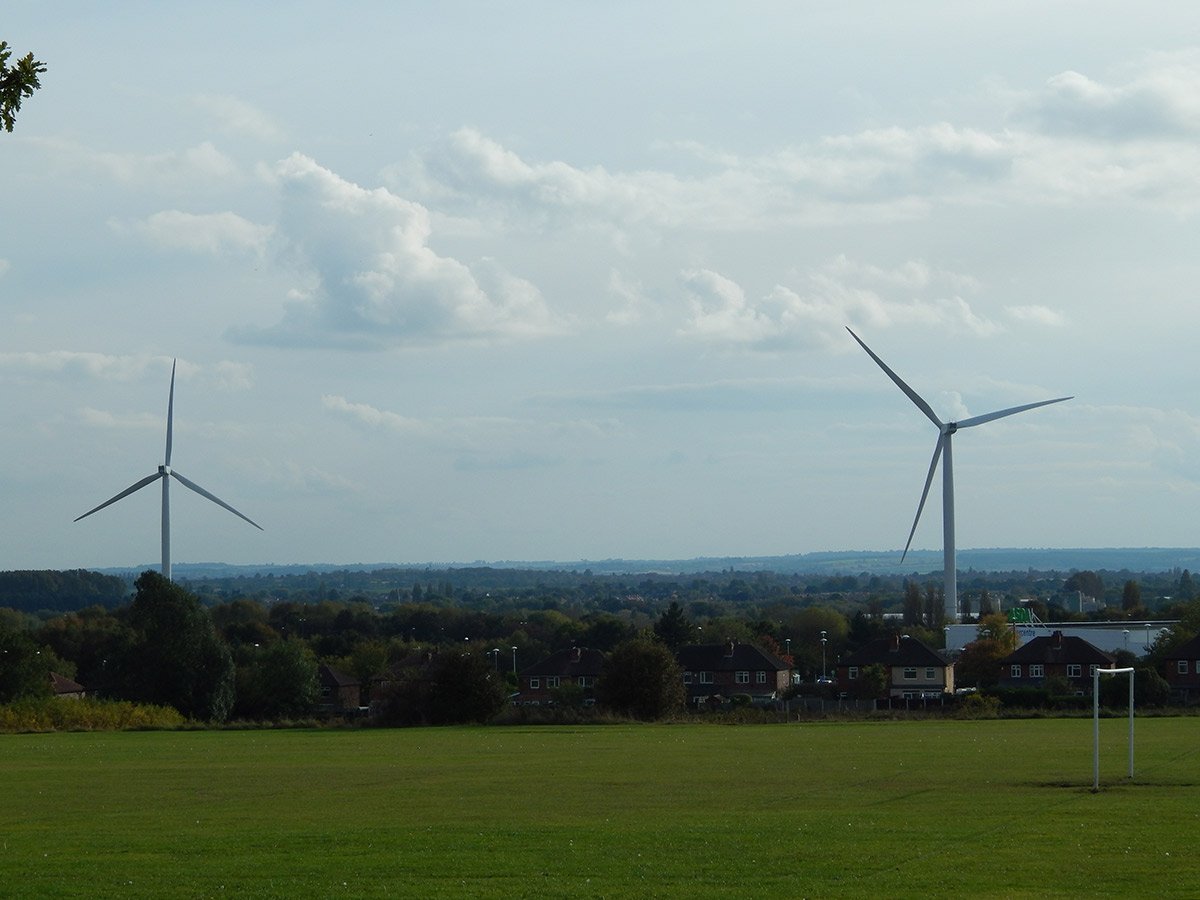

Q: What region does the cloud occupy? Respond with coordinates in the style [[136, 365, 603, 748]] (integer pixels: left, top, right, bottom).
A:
[[232, 153, 564, 349], [0, 259, 9, 278], [678, 257, 1005, 350], [0, 352, 254, 390], [1019, 62, 1200, 140], [35, 138, 242, 186], [78, 408, 161, 431], [123, 210, 272, 257], [1006, 305, 1067, 327], [193, 94, 284, 142], [321, 394, 432, 436]]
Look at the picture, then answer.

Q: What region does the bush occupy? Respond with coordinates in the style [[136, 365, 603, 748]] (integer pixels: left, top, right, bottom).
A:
[[956, 693, 1001, 719], [0, 697, 186, 732]]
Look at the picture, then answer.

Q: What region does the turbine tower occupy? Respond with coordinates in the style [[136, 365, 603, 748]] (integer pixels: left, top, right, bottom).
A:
[[75, 360, 262, 580], [847, 327, 1070, 622]]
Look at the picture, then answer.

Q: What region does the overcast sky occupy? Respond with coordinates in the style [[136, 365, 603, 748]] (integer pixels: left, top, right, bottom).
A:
[[4, 3, 1200, 571]]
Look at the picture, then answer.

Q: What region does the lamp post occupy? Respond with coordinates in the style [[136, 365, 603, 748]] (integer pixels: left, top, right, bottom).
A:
[[511, 646, 518, 675], [785, 638, 791, 657], [490, 648, 500, 671], [820, 630, 828, 680]]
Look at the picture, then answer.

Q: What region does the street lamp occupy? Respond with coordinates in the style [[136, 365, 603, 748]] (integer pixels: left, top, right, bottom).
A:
[[820, 630, 828, 680], [511, 646, 518, 675], [491, 648, 500, 671]]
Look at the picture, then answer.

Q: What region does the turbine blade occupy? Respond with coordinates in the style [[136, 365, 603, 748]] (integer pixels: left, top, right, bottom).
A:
[[956, 396, 1073, 429], [902, 435, 944, 563], [170, 469, 264, 530], [165, 359, 177, 467], [846, 327, 943, 428], [74, 472, 163, 522]]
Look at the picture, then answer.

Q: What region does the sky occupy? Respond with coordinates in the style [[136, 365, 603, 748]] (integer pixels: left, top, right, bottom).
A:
[[3, 2, 1200, 572]]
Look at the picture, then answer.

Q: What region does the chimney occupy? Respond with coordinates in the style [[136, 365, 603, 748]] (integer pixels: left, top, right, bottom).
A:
[[1053, 630, 1063, 649], [891, 634, 901, 652], [725, 639, 736, 658], [571, 646, 582, 663]]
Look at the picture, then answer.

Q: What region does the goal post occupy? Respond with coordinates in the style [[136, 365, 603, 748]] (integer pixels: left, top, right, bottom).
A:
[[1092, 666, 1134, 793]]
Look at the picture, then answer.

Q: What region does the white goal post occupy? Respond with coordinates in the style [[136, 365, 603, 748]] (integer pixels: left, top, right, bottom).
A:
[[1092, 666, 1134, 793]]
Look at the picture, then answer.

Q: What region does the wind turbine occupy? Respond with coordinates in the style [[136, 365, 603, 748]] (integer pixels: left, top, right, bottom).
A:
[[846, 327, 1070, 622], [75, 360, 262, 580]]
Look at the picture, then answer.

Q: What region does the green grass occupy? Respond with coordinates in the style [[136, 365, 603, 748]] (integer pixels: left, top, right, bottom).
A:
[[3, 719, 1199, 898]]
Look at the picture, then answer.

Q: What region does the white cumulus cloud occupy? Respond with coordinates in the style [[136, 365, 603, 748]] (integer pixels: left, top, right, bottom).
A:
[[233, 154, 564, 349]]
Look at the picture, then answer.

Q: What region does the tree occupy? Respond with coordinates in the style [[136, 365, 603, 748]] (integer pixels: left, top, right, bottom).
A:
[[373, 650, 506, 726], [903, 581, 922, 626], [850, 663, 889, 700], [234, 639, 318, 719], [1121, 580, 1142, 613], [1178, 570, 1196, 602], [115, 572, 236, 721], [0, 42, 46, 132], [652, 601, 693, 650], [954, 613, 1018, 689], [1064, 571, 1104, 604], [0, 627, 53, 703], [596, 638, 684, 720], [978, 588, 994, 616]]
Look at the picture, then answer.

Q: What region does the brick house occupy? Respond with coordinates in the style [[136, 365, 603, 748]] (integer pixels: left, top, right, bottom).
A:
[[49, 672, 86, 700], [997, 630, 1114, 694], [518, 646, 605, 705], [1161, 632, 1200, 702], [675, 641, 791, 707], [318, 664, 362, 712], [838, 635, 954, 699]]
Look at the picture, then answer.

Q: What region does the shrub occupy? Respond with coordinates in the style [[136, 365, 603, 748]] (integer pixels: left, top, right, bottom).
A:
[[0, 697, 185, 732]]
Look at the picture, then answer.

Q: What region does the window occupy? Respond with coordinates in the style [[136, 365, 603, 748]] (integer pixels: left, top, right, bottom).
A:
[[1010, 664, 1022, 678], [756, 671, 767, 684], [735, 671, 750, 685], [1030, 664, 1044, 678], [529, 677, 540, 689], [848, 666, 859, 680], [903, 667, 917, 680], [1180, 660, 1190, 674], [700, 672, 714, 684], [1067, 664, 1081, 677], [683, 672, 693, 684], [577, 676, 594, 688], [1195, 660, 1200, 674], [925, 667, 935, 680], [546, 676, 560, 689], [1089, 665, 1099, 676]]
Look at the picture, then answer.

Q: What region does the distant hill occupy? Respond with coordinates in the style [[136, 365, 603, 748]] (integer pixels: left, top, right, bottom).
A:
[[92, 547, 1200, 580]]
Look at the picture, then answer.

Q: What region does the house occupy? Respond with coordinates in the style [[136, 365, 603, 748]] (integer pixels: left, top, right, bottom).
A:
[[317, 664, 361, 712], [675, 640, 791, 707], [1161, 632, 1200, 702], [518, 646, 605, 705], [49, 672, 86, 700], [997, 630, 1114, 694], [838, 635, 954, 699]]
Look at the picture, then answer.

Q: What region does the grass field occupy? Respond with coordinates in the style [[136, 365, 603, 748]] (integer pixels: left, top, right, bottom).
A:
[[3, 718, 1199, 898]]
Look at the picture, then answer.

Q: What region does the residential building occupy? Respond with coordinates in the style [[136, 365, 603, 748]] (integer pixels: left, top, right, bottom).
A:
[[317, 664, 361, 712], [675, 640, 791, 707], [837, 635, 954, 699], [996, 630, 1114, 694], [1161, 632, 1200, 703], [49, 672, 86, 700], [518, 646, 605, 705]]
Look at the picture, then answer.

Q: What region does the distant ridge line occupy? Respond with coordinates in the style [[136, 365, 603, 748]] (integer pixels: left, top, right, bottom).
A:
[[88, 547, 1200, 579]]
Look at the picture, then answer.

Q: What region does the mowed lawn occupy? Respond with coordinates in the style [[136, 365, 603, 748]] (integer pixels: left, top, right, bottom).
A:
[[3, 718, 1199, 898]]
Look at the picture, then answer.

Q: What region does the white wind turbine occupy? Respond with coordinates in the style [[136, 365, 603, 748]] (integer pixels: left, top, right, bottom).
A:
[[75, 360, 262, 580], [847, 327, 1071, 621]]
